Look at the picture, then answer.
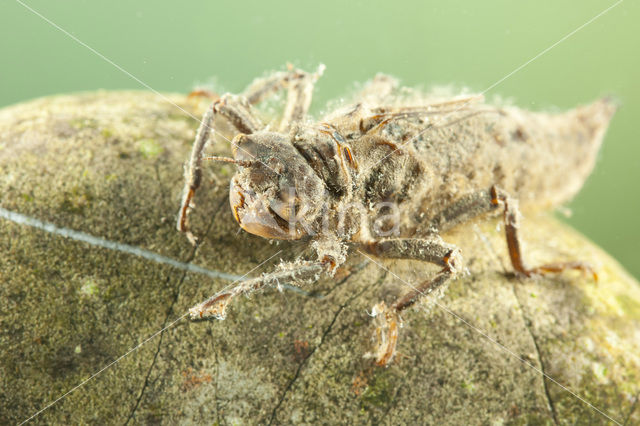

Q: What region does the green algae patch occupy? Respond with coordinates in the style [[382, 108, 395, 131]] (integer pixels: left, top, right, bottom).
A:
[[79, 279, 99, 297], [616, 294, 640, 319], [0, 92, 638, 425], [360, 370, 394, 411], [136, 138, 164, 158], [59, 184, 95, 215]]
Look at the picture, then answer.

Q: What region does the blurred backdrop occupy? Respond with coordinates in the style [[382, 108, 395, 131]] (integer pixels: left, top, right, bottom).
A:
[[1, 0, 638, 279]]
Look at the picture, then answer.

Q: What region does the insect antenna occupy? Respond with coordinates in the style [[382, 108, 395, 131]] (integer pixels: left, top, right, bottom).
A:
[[204, 156, 253, 167]]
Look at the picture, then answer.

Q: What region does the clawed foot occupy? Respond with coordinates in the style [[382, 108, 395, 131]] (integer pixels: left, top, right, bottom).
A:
[[520, 261, 598, 282]]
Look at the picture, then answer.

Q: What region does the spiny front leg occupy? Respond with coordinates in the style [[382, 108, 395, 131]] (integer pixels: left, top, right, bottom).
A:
[[189, 260, 327, 320], [363, 237, 463, 366], [177, 94, 263, 245]]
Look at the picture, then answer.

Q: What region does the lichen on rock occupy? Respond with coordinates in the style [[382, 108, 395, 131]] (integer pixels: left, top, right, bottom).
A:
[[0, 93, 638, 424]]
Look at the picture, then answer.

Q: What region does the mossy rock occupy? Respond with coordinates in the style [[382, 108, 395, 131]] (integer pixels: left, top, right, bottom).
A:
[[1, 92, 639, 425]]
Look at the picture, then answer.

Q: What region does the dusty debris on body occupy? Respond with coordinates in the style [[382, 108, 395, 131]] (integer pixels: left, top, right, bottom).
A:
[[0, 91, 639, 425]]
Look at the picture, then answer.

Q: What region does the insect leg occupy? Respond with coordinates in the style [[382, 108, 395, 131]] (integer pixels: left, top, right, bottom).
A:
[[278, 71, 317, 132], [363, 237, 463, 366], [177, 95, 263, 244], [430, 186, 597, 280], [242, 65, 325, 132], [243, 65, 324, 106], [189, 260, 326, 320], [186, 89, 219, 101]]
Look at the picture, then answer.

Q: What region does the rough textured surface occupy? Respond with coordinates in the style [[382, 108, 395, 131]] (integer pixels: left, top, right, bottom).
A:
[[1, 92, 639, 425]]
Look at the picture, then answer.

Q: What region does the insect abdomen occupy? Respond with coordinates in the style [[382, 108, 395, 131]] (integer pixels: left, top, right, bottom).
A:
[[370, 98, 616, 214]]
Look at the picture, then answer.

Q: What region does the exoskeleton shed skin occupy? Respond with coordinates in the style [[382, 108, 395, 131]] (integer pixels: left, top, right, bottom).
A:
[[181, 67, 616, 367]]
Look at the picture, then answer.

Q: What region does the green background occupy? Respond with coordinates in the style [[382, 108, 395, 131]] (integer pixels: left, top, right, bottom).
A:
[[1, 0, 638, 279]]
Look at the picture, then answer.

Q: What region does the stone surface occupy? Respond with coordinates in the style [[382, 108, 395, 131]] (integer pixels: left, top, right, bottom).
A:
[[1, 92, 638, 425]]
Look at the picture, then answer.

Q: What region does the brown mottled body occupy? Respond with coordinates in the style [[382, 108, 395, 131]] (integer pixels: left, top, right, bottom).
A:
[[322, 97, 615, 240], [178, 66, 615, 366]]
